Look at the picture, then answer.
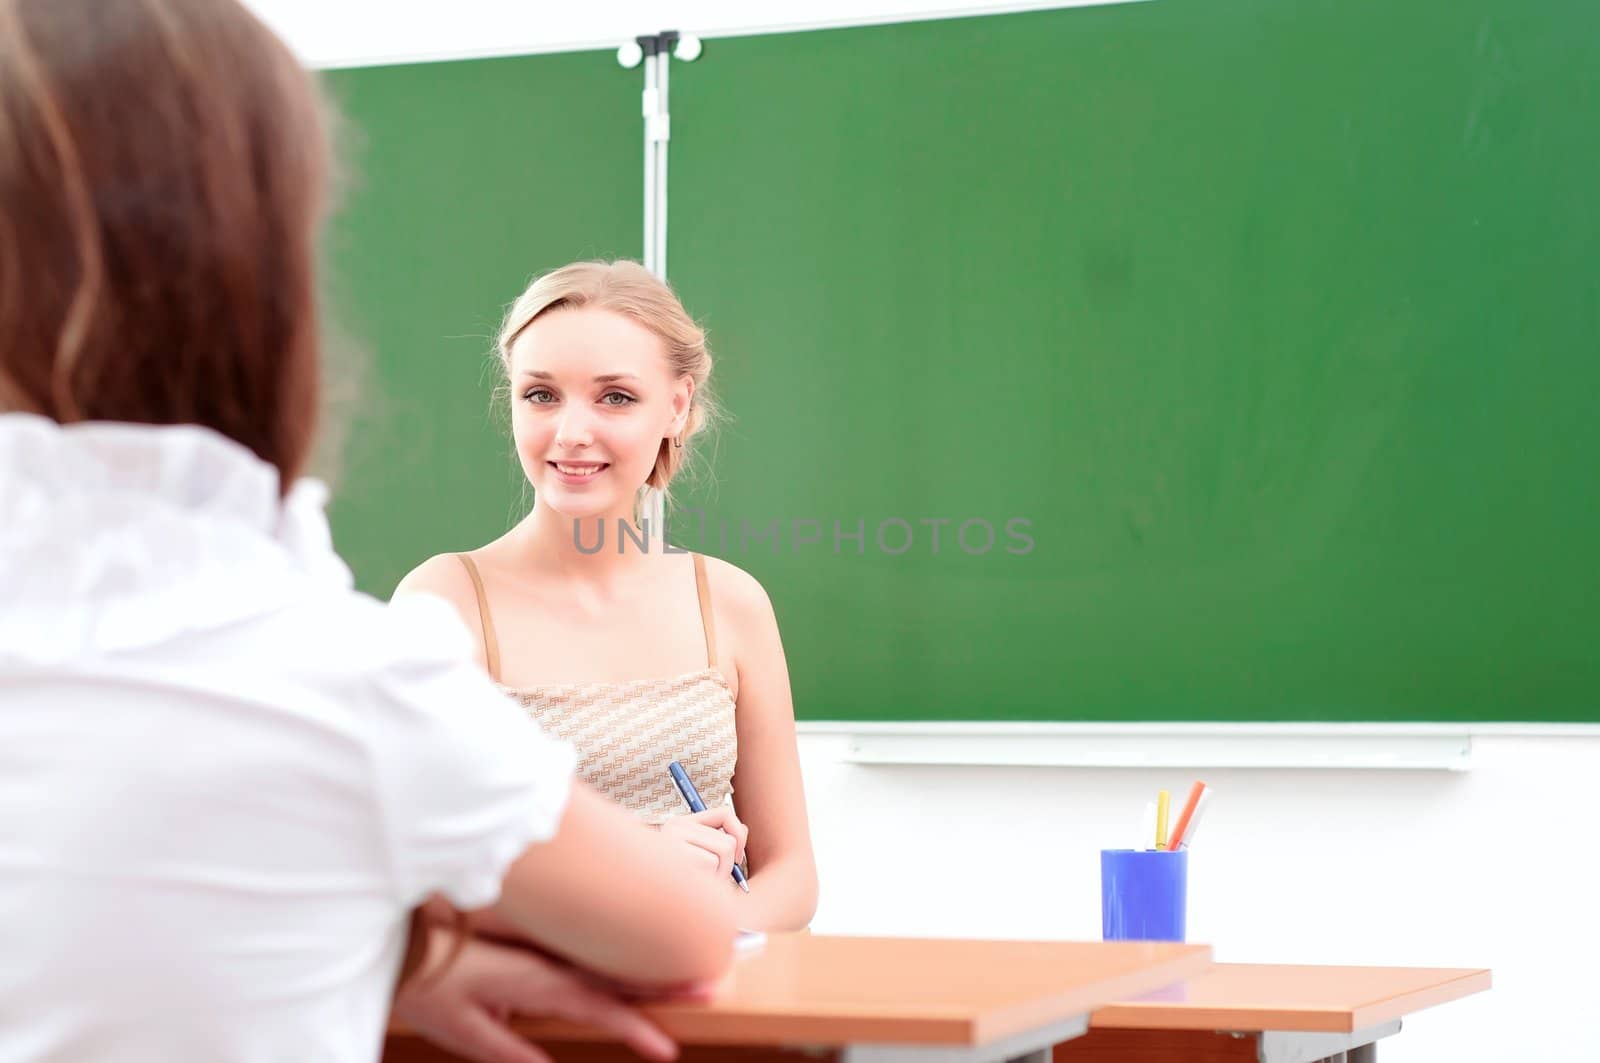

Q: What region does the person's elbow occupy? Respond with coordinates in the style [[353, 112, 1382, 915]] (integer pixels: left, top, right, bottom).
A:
[[651, 896, 738, 985], [796, 868, 820, 929], [776, 862, 820, 932]]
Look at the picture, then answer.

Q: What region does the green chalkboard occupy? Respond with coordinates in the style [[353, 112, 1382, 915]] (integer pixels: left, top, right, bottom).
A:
[[322, 1, 1597, 723], [659, 0, 1600, 722], [321, 50, 639, 596]]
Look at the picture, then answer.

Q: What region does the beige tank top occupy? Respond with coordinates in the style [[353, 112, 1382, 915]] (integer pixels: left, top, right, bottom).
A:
[[455, 552, 738, 827]]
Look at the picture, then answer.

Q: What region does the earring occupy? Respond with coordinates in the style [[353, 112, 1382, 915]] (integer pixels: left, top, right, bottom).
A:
[[672, 434, 684, 449]]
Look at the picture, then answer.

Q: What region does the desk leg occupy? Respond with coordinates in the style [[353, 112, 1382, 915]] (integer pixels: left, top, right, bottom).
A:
[[1006, 1049, 1050, 1063], [1259, 1021, 1400, 1063]]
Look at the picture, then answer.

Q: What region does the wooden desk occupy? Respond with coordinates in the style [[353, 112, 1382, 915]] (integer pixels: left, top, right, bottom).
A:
[[1055, 964, 1491, 1063], [386, 934, 1212, 1063]]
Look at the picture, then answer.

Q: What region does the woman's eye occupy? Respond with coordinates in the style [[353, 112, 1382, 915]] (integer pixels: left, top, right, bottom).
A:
[[600, 392, 637, 406], [524, 388, 556, 404]]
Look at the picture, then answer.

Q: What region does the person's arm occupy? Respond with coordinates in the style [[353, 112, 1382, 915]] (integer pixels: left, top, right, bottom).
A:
[[490, 782, 738, 987], [394, 929, 690, 1063], [710, 561, 819, 931]]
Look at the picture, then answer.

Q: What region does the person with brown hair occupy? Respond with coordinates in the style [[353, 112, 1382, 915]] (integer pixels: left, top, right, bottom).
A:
[[395, 262, 819, 932], [0, 2, 735, 1061]]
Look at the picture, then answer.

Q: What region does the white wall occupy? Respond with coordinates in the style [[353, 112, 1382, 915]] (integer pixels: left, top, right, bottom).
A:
[[240, 3, 1597, 1060], [799, 729, 1600, 1061], [242, 1, 1134, 68]]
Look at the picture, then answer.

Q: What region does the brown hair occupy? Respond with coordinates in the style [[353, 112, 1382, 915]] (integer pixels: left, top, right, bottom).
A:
[[0, 0, 328, 490], [497, 260, 721, 506], [0, 0, 463, 988]]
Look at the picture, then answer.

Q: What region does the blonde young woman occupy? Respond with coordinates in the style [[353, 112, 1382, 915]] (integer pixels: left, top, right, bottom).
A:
[[396, 262, 818, 932]]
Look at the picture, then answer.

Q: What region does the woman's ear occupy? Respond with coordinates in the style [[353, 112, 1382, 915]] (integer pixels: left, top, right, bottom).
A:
[[673, 378, 696, 430]]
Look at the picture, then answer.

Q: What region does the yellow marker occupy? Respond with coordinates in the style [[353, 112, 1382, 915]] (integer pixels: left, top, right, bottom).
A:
[[1155, 789, 1171, 850]]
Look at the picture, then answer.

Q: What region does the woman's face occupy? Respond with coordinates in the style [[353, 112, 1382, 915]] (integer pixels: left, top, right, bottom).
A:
[[508, 306, 690, 521]]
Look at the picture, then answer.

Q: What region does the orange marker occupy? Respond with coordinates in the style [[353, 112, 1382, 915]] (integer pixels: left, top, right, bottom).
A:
[[1166, 781, 1208, 850]]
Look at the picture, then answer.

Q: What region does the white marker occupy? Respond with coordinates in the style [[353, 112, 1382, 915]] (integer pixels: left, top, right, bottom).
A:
[[1177, 788, 1214, 849]]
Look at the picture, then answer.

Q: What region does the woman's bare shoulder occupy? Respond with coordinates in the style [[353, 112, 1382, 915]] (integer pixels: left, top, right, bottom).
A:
[[392, 552, 485, 626], [696, 553, 777, 630]]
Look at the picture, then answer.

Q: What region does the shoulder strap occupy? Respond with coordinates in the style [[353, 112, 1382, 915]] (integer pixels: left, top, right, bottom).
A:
[[692, 553, 718, 670], [454, 553, 502, 683]]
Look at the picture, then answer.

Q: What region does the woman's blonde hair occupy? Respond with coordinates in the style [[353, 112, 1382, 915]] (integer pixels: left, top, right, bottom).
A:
[[496, 260, 719, 510]]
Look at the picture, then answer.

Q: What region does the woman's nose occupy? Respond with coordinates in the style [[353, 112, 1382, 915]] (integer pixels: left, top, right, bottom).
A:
[[553, 407, 595, 449]]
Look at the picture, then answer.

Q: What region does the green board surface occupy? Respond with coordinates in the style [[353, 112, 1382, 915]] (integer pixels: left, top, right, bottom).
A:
[[665, 0, 1600, 722], [325, 0, 1599, 722]]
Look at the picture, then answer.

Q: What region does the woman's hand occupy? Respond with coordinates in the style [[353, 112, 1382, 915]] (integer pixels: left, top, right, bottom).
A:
[[393, 930, 686, 1063], [658, 807, 749, 880]]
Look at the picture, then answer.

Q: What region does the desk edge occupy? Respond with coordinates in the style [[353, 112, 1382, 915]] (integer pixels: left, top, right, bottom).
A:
[[1088, 966, 1493, 1034]]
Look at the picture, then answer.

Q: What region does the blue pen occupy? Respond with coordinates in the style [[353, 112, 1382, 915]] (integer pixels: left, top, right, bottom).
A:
[[668, 760, 750, 893]]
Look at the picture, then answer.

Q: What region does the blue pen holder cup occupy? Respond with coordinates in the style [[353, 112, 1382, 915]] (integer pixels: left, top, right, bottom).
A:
[[1101, 848, 1188, 942]]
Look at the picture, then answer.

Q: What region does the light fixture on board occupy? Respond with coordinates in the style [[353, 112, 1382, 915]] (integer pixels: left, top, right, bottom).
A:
[[674, 34, 703, 62], [618, 31, 702, 69]]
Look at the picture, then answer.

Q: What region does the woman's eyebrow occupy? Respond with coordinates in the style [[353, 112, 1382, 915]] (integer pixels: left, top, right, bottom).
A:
[[521, 371, 641, 383]]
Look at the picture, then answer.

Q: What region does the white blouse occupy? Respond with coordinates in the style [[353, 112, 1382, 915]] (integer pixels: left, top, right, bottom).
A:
[[0, 413, 576, 1063]]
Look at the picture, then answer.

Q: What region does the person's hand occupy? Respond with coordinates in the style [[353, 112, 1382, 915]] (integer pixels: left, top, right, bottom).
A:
[[394, 931, 686, 1063], [658, 806, 749, 880]]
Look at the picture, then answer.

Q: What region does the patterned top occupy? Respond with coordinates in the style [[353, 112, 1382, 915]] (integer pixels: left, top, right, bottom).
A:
[[455, 552, 738, 827]]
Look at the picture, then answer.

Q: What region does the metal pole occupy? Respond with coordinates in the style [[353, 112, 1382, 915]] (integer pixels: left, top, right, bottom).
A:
[[655, 50, 670, 279], [640, 45, 659, 274], [625, 32, 695, 280]]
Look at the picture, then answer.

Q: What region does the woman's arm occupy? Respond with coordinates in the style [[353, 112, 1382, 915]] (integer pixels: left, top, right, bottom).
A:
[[491, 781, 739, 987], [714, 561, 820, 931], [394, 927, 682, 1063]]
